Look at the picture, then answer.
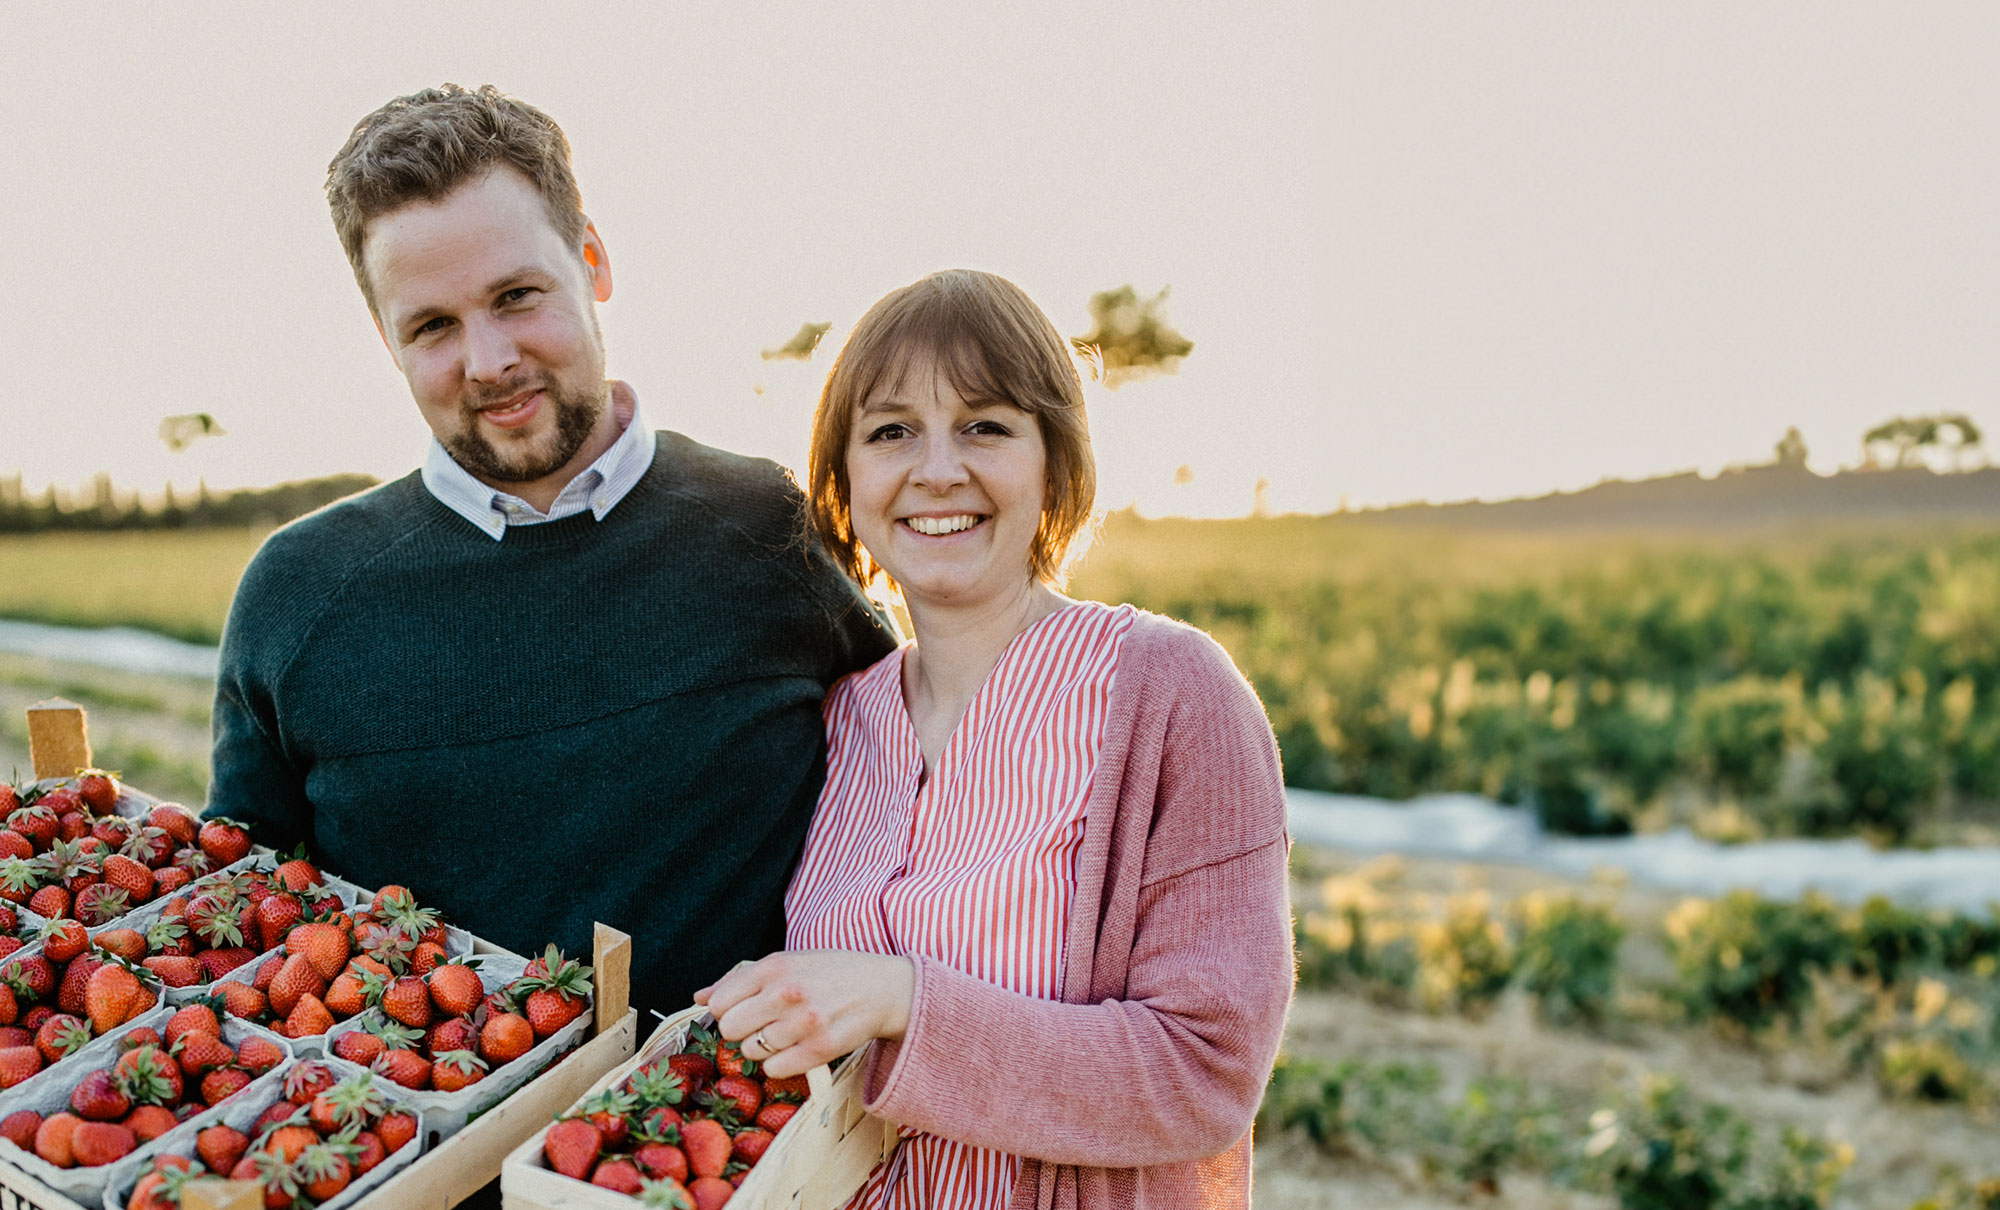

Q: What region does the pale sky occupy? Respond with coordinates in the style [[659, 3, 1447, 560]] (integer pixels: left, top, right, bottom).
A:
[[3, 5, 1994, 517], [0, 2, 1319, 519]]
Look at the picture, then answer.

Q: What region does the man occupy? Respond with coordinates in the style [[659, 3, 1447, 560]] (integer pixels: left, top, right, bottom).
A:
[[207, 84, 895, 1017]]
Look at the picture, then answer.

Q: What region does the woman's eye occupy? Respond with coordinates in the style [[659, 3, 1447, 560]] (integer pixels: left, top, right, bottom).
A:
[[864, 424, 909, 442], [969, 420, 1013, 437]]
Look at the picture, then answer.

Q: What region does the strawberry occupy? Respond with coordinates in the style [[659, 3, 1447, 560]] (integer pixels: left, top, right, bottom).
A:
[[0, 937, 18, 966], [59, 952, 105, 1014], [214, 981, 266, 1020], [74, 883, 131, 926], [33, 1110, 79, 1167], [635, 1141, 691, 1182], [762, 1071, 810, 1102], [0, 831, 29, 862], [95, 927, 147, 962], [196, 819, 251, 867], [119, 1026, 164, 1051], [69, 1069, 132, 1121], [731, 1127, 774, 1166], [350, 1130, 387, 1175], [163, 1001, 222, 1048], [148, 805, 199, 847], [680, 1117, 732, 1178], [125, 1103, 178, 1142], [200, 1067, 254, 1106], [90, 816, 134, 850], [39, 918, 89, 964], [58, 814, 92, 843], [28, 885, 70, 920], [289, 922, 350, 981], [592, 1157, 646, 1193], [84, 962, 154, 1033], [265, 1122, 319, 1164], [142, 956, 204, 987], [153, 867, 194, 896], [174, 1031, 236, 1080], [377, 1109, 418, 1154], [197, 1122, 249, 1174], [74, 771, 120, 815], [0, 1108, 38, 1149], [252, 1098, 301, 1135], [0, 1040, 45, 1088], [690, 1175, 736, 1210], [756, 1102, 799, 1132], [0, 786, 14, 817], [100, 855, 154, 905], [381, 975, 432, 1029], [36, 1014, 91, 1064], [273, 850, 321, 893], [520, 947, 592, 1038], [8, 805, 58, 851], [480, 1011, 535, 1064], [0, 987, 15, 1028], [267, 952, 326, 1018], [544, 1117, 604, 1180], [196, 947, 256, 981], [712, 1073, 763, 1121], [121, 825, 176, 869], [428, 1016, 477, 1056], [0, 857, 38, 906], [333, 1029, 384, 1066], [431, 1049, 488, 1093], [69, 1119, 135, 1167], [427, 961, 484, 1017], [373, 1048, 430, 1089], [286, 992, 336, 1037], [667, 1053, 716, 1096], [114, 1046, 184, 1105], [411, 940, 448, 976], [298, 1142, 352, 1202], [237, 1036, 284, 1076], [255, 893, 304, 954], [324, 971, 371, 1018]]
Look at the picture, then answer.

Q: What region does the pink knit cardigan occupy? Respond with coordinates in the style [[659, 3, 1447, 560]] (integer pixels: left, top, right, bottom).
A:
[[859, 610, 1295, 1209]]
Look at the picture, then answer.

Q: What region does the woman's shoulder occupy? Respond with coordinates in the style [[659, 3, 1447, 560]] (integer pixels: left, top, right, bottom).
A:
[[824, 643, 908, 721], [1112, 607, 1257, 699]]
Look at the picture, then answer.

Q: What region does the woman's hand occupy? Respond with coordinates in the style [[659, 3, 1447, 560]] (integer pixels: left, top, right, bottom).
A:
[[693, 950, 915, 1080]]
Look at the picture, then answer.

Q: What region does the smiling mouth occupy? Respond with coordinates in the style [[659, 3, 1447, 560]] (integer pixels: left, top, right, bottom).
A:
[[901, 514, 985, 536]]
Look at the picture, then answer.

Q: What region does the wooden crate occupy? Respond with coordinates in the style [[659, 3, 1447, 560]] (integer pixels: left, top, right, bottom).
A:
[[0, 706, 642, 1210], [500, 1006, 899, 1210]]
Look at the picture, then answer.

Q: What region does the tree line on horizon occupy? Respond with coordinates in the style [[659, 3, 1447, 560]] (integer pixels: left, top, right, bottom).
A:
[[0, 472, 379, 534]]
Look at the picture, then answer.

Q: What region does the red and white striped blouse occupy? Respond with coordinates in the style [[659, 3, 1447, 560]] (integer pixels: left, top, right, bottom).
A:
[[786, 600, 1138, 1209]]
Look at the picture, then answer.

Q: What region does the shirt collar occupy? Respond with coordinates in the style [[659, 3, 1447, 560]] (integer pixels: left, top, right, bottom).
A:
[[421, 380, 656, 539]]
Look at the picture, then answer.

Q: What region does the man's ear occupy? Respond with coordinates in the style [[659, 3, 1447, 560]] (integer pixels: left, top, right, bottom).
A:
[[581, 221, 613, 302], [371, 311, 396, 361]]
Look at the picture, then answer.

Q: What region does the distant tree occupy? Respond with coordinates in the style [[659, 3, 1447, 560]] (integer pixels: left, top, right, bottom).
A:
[[1774, 426, 1809, 468], [761, 322, 831, 362], [1863, 413, 1983, 471], [1072, 285, 1192, 388]]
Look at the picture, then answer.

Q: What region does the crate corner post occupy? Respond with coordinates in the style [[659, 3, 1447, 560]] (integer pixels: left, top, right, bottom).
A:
[[592, 923, 631, 1033], [26, 698, 91, 781]]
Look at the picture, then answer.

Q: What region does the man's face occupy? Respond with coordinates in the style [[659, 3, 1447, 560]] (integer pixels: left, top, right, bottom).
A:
[[364, 167, 615, 495]]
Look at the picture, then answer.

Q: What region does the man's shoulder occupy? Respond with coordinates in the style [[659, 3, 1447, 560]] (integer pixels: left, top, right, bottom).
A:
[[248, 472, 428, 568], [651, 429, 803, 513]]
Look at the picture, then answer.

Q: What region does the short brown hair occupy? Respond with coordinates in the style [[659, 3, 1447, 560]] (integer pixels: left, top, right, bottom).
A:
[[807, 269, 1096, 588], [326, 84, 586, 312]]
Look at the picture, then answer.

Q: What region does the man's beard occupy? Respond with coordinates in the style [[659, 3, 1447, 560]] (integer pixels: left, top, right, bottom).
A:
[[442, 376, 606, 486]]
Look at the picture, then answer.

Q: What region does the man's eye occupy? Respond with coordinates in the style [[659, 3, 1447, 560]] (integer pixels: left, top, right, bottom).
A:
[[413, 317, 450, 338], [501, 288, 535, 305]]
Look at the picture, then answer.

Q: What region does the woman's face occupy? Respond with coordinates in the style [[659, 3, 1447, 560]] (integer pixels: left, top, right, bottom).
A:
[[845, 354, 1047, 616]]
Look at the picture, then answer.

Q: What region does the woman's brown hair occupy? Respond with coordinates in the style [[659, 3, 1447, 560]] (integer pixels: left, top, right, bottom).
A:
[[807, 269, 1096, 588]]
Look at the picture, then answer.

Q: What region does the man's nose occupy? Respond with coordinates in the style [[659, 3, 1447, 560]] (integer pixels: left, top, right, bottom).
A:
[[463, 315, 520, 383]]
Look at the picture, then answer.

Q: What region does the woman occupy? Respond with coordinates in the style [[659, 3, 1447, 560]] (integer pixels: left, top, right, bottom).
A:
[[695, 269, 1292, 1209]]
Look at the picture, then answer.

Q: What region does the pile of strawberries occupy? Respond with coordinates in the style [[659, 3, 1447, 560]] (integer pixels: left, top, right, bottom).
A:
[[330, 943, 593, 1094], [0, 774, 222, 928], [118, 1061, 419, 1209], [115, 847, 351, 999], [0, 999, 285, 1171], [543, 1023, 808, 1209], [0, 937, 160, 1089]]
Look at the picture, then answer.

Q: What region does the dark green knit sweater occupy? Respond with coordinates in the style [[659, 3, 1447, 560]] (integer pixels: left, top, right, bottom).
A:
[[207, 432, 896, 1012]]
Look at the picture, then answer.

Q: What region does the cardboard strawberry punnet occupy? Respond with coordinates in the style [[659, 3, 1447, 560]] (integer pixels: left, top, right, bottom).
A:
[[102, 1058, 426, 1210]]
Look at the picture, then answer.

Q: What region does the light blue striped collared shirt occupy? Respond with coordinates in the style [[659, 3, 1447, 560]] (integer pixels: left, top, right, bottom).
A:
[[420, 381, 657, 540]]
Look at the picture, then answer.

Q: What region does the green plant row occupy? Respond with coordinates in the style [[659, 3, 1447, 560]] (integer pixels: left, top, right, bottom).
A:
[[1073, 517, 2000, 843]]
